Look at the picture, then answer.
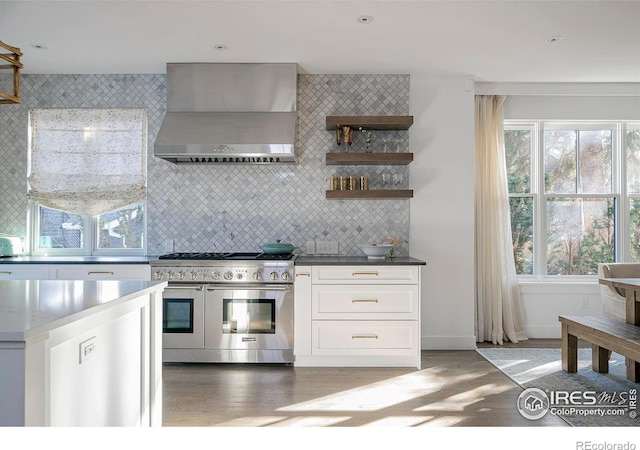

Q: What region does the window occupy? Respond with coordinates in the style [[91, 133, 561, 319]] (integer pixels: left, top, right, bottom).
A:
[[27, 108, 147, 255], [505, 120, 640, 278]]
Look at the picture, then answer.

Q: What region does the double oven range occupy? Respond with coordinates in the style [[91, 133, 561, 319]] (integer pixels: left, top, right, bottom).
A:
[[150, 252, 294, 364]]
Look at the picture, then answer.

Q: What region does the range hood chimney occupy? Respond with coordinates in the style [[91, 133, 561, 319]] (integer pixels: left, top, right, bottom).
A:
[[154, 63, 298, 164]]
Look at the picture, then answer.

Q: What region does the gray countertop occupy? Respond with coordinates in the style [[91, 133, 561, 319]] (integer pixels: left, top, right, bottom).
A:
[[0, 255, 426, 265], [0, 279, 167, 341], [295, 256, 426, 265], [0, 256, 154, 264]]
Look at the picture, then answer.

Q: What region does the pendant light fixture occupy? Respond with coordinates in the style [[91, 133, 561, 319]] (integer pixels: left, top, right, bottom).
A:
[[0, 40, 23, 104]]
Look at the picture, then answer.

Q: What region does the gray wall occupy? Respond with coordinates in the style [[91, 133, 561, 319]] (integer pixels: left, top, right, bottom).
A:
[[0, 73, 411, 256]]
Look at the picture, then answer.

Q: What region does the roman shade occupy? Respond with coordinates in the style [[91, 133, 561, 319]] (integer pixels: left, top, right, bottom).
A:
[[27, 108, 147, 216]]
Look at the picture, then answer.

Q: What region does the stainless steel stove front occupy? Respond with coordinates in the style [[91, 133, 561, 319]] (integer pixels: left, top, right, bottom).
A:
[[152, 257, 294, 364]]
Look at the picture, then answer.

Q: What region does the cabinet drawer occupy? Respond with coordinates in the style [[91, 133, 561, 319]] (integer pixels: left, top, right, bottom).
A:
[[312, 285, 419, 320], [312, 265, 419, 284], [49, 264, 151, 281], [312, 321, 418, 355], [0, 265, 49, 280]]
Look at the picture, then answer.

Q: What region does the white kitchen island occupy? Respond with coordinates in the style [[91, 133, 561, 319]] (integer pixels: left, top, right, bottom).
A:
[[0, 279, 167, 427]]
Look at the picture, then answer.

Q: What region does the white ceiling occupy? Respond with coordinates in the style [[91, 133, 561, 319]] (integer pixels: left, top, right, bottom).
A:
[[1, 0, 640, 83]]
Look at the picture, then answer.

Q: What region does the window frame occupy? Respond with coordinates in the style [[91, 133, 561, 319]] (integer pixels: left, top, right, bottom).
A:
[[505, 120, 630, 281], [28, 202, 147, 256]]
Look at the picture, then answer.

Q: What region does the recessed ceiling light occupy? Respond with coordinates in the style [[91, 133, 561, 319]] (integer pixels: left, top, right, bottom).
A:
[[357, 15, 374, 24], [31, 43, 47, 50], [547, 36, 563, 43], [213, 44, 228, 51]]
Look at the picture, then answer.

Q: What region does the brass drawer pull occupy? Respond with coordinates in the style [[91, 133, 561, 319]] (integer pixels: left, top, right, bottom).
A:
[[352, 299, 378, 303], [352, 271, 379, 277], [0, 271, 12, 275], [352, 334, 378, 339], [87, 271, 115, 276], [296, 272, 311, 277]]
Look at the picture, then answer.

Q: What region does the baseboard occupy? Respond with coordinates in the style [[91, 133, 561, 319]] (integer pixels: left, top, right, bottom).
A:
[[421, 335, 477, 350]]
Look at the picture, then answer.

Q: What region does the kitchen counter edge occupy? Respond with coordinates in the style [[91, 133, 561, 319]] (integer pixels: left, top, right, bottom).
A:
[[294, 256, 425, 265], [0, 256, 154, 264]]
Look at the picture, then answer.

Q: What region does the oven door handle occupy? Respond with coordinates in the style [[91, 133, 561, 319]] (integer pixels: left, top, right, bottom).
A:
[[206, 284, 291, 292], [164, 285, 204, 291]]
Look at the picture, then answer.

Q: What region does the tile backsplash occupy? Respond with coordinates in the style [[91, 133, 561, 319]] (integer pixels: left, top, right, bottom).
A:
[[0, 72, 410, 256]]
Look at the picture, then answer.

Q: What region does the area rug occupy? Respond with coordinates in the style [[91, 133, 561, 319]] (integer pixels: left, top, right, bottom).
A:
[[476, 347, 638, 427]]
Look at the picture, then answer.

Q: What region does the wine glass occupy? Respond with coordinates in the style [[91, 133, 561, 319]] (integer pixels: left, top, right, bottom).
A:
[[394, 137, 403, 153], [381, 136, 390, 152], [393, 173, 403, 185], [382, 173, 391, 186]]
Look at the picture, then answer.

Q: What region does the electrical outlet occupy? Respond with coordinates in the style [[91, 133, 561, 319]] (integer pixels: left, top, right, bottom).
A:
[[305, 240, 316, 254], [164, 239, 174, 253], [580, 296, 589, 309], [79, 336, 97, 364], [316, 240, 339, 254]]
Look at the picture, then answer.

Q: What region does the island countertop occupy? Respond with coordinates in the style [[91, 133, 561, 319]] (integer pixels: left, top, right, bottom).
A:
[[294, 256, 426, 266], [0, 279, 167, 342]]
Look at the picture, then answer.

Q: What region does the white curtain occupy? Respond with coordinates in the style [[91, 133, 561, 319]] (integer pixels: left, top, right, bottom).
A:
[[27, 108, 147, 216], [474, 95, 528, 344]]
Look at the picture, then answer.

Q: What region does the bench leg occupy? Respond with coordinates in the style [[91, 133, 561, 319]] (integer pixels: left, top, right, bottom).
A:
[[592, 344, 609, 373], [561, 324, 578, 373], [626, 358, 640, 382]]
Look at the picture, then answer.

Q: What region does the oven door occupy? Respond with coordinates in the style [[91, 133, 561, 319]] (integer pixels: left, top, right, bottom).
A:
[[204, 284, 293, 352], [162, 284, 205, 349]]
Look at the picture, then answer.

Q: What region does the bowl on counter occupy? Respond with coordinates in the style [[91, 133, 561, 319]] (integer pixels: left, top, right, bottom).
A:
[[358, 244, 394, 259]]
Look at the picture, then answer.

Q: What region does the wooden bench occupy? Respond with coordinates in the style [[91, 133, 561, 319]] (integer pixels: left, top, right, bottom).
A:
[[558, 315, 640, 383]]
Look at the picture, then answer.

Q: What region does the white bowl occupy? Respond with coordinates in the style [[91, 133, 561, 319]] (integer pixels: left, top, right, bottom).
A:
[[358, 244, 394, 259]]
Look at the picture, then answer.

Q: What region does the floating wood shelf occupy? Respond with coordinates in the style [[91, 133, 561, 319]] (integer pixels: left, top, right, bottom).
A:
[[326, 152, 413, 165], [326, 115, 413, 131], [326, 189, 414, 199]]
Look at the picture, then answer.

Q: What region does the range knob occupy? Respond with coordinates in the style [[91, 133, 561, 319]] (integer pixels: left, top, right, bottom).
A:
[[270, 271, 279, 281], [237, 273, 244, 280], [211, 271, 221, 281], [253, 270, 263, 281], [224, 271, 234, 280], [154, 270, 164, 280], [281, 271, 290, 281], [190, 271, 198, 281], [167, 271, 175, 280], [178, 271, 186, 280]]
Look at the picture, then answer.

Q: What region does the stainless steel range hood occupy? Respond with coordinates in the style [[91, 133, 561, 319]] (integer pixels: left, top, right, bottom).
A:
[[154, 63, 298, 164]]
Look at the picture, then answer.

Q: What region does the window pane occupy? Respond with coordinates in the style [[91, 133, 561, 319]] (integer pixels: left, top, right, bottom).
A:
[[510, 197, 533, 275], [627, 128, 640, 194], [546, 197, 614, 275], [97, 204, 144, 249], [505, 130, 531, 194], [629, 198, 640, 262], [38, 206, 84, 249], [578, 130, 611, 193], [544, 130, 576, 193]]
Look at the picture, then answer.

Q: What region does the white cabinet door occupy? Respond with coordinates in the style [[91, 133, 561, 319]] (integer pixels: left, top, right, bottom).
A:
[[312, 265, 419, 284], [312, 284, 419, 320], [49, 264, 151, 281], [312, 321, 419, 356], [0, 265, 49, 280]]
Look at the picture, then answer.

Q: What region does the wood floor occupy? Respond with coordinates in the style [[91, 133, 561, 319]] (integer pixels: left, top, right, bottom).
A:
[[162, 339, 568, 427]]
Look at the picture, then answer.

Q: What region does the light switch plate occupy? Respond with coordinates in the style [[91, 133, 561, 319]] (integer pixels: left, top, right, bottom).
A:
[[316, 240, 339, 254]]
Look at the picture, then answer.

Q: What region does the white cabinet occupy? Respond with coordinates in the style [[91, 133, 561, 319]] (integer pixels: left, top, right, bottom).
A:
[[0, 265, 49, 280], [294, 265, 421, 368], [49, 264, 150, 281], [0, 263, 151, 281]]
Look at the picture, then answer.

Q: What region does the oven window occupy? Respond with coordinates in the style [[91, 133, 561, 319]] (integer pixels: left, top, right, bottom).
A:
[[222, 299, 275, 334], [163, 298, 194, 333]]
